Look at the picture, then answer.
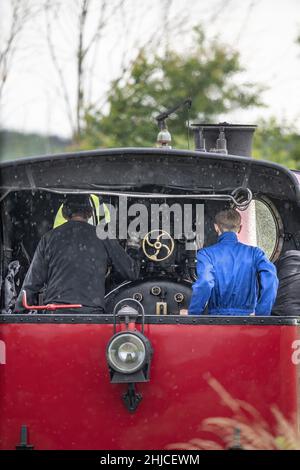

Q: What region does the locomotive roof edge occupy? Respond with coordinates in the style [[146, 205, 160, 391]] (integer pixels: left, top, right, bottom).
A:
[[1, 147, 300, 206], [0, 146, 293, 168]]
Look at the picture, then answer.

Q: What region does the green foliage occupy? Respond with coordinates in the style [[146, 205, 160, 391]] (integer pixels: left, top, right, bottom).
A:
[[0, 130, 70, 162], [253, 118, 300, 170], [80, 28, 264, 149]]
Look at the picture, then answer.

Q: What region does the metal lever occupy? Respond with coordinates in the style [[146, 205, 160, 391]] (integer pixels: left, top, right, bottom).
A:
[[22, 290, 82, 311]]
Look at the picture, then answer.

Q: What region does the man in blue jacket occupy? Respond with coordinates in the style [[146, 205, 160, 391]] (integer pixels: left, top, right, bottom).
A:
[[184, 208, 278, 316]]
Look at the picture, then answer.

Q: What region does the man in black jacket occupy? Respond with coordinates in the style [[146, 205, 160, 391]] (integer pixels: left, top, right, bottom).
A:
[[272, 250, 300, 316], [15, 195, 139, 313]]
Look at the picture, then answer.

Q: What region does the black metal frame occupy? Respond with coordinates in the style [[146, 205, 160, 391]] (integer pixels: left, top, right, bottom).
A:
[[0, 314, 299, 326]]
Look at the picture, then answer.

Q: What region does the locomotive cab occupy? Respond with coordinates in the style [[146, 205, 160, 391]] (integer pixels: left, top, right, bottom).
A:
[[0, 124, 300, 449]]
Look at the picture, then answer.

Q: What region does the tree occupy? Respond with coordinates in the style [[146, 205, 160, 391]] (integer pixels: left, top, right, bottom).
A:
[[253, 118, 300, 170], [249, 30, 300, 170], [45, 0, 127, 141], [44, 0, 192, 142], [0, 0, 35, 106], [79, 28, 265, 149]]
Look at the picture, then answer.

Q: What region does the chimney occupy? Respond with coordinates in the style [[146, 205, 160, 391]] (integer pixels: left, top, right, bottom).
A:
[[191, 123, 257, 157]]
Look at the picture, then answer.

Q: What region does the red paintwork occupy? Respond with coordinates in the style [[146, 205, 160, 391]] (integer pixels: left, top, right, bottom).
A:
[[22, 290, 82, 310], [0, 321, 298, 450], [238, 206, 258, 246]]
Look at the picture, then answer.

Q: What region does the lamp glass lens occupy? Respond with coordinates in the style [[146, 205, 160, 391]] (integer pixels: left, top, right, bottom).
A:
[[108, 333, 146, 373]]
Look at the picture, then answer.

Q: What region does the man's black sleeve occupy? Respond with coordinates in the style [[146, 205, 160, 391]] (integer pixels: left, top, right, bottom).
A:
[[103, 239, 140, 281], [15, 237, 48, 312]]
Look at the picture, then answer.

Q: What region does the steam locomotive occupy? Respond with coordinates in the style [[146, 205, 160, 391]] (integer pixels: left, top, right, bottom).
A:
[[0, 122, 299, 450]]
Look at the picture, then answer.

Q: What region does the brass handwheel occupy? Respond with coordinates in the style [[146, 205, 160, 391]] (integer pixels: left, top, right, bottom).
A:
[[142, 230, 174, 262]]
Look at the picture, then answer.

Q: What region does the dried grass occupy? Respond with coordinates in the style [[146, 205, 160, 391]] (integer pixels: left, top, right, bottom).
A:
[[166, 376, 300, 450]]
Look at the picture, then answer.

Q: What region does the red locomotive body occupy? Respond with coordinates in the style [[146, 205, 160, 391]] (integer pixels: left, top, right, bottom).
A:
[[1, 125, 300, 450], [0, 317, 299, 449]]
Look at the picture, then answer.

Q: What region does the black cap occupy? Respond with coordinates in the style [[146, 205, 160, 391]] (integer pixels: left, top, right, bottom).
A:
[[63, 194, 93, 217]]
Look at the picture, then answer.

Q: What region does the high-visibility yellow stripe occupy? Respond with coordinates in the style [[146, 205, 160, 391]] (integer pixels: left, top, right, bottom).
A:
[[53, 195, 110, 228]]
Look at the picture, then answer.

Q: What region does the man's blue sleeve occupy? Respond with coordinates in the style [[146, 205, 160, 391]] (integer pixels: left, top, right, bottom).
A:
[[188, 250, 215, 315], [255, 249, 279, 316]]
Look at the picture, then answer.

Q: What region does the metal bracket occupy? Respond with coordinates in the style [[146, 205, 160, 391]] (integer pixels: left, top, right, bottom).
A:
[[227, 427, 243, 450], [156, 301, 168, 315], [122, 383, 142, 412], [16, 425, 34, 450]]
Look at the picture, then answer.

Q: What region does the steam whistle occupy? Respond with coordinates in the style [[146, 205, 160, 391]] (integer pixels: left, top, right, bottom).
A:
[[216, 126, 228, 154]]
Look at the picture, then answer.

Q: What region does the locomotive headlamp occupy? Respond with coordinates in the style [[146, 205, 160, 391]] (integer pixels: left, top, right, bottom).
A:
[[107, 298, 153, 412], [107, 332, 148, 374], [106, 330, 153, 382]]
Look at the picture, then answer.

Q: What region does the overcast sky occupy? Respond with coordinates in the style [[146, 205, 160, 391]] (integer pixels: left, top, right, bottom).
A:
[[0, 0, 300, 138]]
